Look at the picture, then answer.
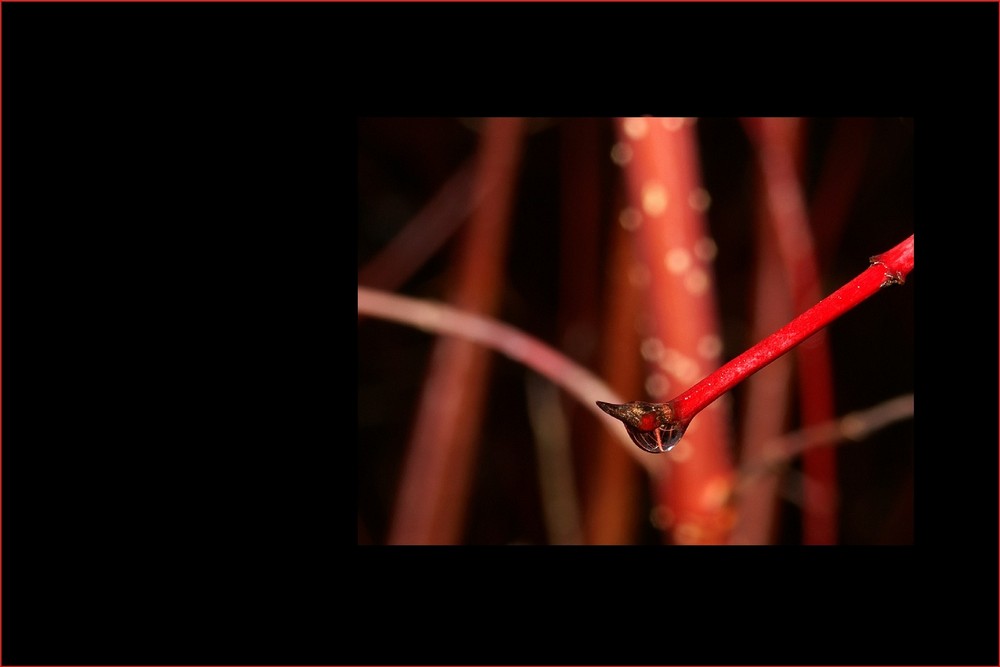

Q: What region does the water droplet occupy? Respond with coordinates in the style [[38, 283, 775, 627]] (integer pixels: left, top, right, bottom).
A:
[[662, 348, 700, 383], [640, 337, 665, 362], [642, 182, 668, 216], [650, 505, 674, 530], [665, 247, 692, 274], [627, 263, 650, 287], [684, 267, 710, 294], [623, 117, 648, 139], [619, 206, 642, 231], [595, 400, 687, 453], [694, 236, 718, 261], [697, 334, 722, 360], [610, 141, 633, 165], [674, 522, 702, 544], [644, 372, 671, 400], [670, 438, 693, 462], [660, 117, 685, 131], [688, 188, 712, 212]]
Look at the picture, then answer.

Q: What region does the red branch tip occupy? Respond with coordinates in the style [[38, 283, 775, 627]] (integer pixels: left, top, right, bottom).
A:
[[600, 234, 913, 450]]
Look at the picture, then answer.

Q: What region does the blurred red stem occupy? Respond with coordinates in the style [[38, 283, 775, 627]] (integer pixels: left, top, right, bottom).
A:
[[584, 216, 648, 543], [387, 118, 523, 544], [731, 205, 795, 544], [745, 116, 838, 543], [615, 117, 735, 544], [358, 157, 481, 292]]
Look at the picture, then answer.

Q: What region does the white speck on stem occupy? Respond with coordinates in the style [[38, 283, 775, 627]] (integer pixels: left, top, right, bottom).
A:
[[628, 263, 650, 287], [671, 440, 694, 462], [660, 117, 685, 131], [623, 117, 648, 139], [645, 372, 671, 399], [688, 187, 712, 212], [665, 247, 692, 274], [640, 337, 666, 363], [697, 334, 722, 360], [662, 348, 700, 383], [642, 182, 668, 216], [694, 236, 718, 262], [619, 206, 642, 231], [684, 268, 710, 295], [610, 141, 633, 166]]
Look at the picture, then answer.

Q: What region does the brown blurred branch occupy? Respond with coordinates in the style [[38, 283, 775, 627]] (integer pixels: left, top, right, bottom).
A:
[[811, 117, 874, 265], [525, 373, 584, 545], [386, 118, 523, 545], [736, 393, 914, 495], [734, 118, 873, 544], [358, 156, 487, 292], [582, 213, 646, 544], [743, 117, 838, 544]]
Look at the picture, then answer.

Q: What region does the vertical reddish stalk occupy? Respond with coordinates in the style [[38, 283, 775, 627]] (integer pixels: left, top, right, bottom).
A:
[[558, 118, 602, 364], [583, 215, 646, 544], [743, 117, 838, 544], [731, 119, 807, 544], [560, 119, 644, 543], [614, 117, 735, 544], [730, 219, 794, 544], [810, 117, 874, 266], [387, 118, 524, 544]]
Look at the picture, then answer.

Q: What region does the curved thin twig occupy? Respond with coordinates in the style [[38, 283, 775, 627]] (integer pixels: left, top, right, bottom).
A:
[[736, 393, 914, 493], [358, 286, 661, 475]]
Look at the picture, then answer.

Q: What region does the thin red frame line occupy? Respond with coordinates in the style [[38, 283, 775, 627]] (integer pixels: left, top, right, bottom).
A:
[[1, 1, 5, 659]]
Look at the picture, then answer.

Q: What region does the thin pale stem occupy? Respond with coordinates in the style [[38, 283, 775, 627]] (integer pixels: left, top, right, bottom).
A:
[[739, 393, 915, 485], [525, 373, 585, 545], [357, 286, 661, 476], [732, 190, 796, 544], [735, 393, 915, 511]]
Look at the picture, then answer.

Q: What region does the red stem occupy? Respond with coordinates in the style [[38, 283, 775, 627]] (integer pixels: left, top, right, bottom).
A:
[[585, 209, 647, 543], [614, 116, 735, 545], [670, 234, 914, 423], [746, 116, 838, 544]]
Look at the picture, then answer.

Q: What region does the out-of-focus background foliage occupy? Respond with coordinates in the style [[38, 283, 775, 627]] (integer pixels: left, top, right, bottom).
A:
[[358, 117, 913, 545]]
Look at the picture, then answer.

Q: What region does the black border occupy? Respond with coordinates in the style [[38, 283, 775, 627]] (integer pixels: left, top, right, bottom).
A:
[[3, 2, 998, 666]]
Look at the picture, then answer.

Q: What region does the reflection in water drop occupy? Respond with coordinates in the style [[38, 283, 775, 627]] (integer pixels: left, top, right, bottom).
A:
[[596, 400, 687, 454], [627, 421, 687, 453]]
